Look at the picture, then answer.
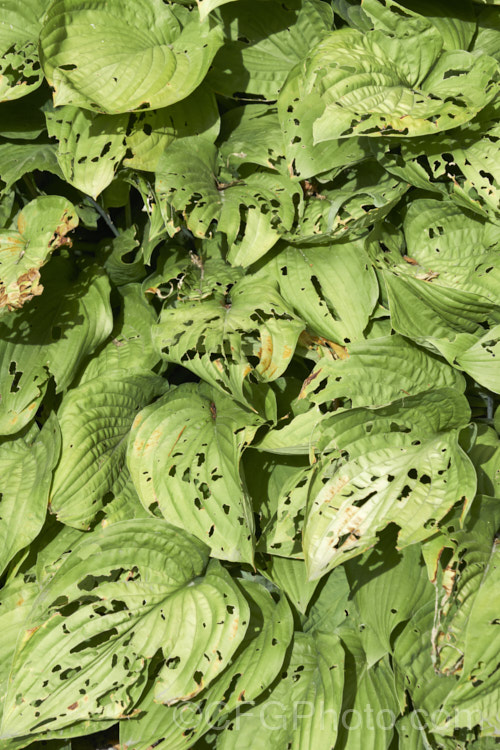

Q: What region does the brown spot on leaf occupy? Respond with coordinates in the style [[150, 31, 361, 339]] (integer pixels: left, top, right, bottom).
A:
[[67, 702, 79, 711]]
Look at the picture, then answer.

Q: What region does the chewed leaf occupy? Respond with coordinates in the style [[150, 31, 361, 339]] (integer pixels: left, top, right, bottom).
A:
[[0, 0, 47, 102], [0, 521, 248, 737], [152, 274, 303, 409], [40, 0, 224, 113], [155, 138, 301, 266], [303, 389, 476, 579], [0, 258, 112, 435], [280, 25, 499, 143], [0, 196, 78, 311], [46, 106, 128, 199], [128, 383, 262, 562]]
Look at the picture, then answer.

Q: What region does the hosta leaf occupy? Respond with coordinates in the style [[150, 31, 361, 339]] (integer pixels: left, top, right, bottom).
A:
[[270, 240, 378, 344], [262, 556, 319, 614], [336, 636, 400, 750], [208, 0, 332, 100], [294, 163, 408, 243], [344, 538, 433, 663], [0, 416, 60, 576], [0, 259, 112, 435], [456, 324, 500, 394], [218, 105, 285, 173], [303, 389, 476, 579], [384, 271, 500, 364], [128, 383, 261, 562], [359, 0, 476, 53], [0, 196, 78, 312], [124, 86, 220, 173], [197, 0, 239, 21], [468, 425, 500, 497], [288, 25, 498, 143], [0, 85, 49, 141], [0, 143, 63, 193], [217, 631, 344, 750], [40, 0, 224, 113], [0, 0, 47, 102], [120, 579, 293, 750], [155, 139, 301, 266], [0, 521, 248, 738], [152, 274, 303, 408], [45, 105, 128, 199], [81, 283, 160, 382], [402, 199, 500, 302], [474, 7, 500, 61], [299, 335, 465, 409], [258, 462, 312, 557], [50, 372, 166, 529]]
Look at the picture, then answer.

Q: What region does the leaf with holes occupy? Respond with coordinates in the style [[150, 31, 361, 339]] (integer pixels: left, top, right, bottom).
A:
[[40, 0, 224, 113], [0, 258, 112, 435], [152, 274, 303, 409], [155, 138, 301, 266], [45, 105, 128, 199], [120, 578, 294, 750], [0, 196, 78, 312], [0, 521, 248, 739], [303, 388, 476, 579], [128, 382, 261, 562], [0, 0, 47, 102]]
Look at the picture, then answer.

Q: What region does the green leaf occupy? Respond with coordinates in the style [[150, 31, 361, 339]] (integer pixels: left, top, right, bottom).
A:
[[294, 163, 408, 243], [288, 25, 498, 142], [120, 579, 293, 750], [40, 1, 223, 113], [0, 521, 249, 738], [0, 196, 78, 312], [197, 0, 239, 21], [128, 383, 261, 562], [0, 259, 113, 435], [45, 105, 128, 199], [50, 372, 166, 529], [270, 240, 378, 344], [303, 389, 476, 578], [0, 417, 60, 576], [155, 138, 301, 266], [208, 0, 332, 100], [261, 556, 319, 614], [299, 335, 465, 409], [124, 86, 220, 173], [0, 0, 47, 102], [217, 631, 345, 750], [152, 274, 303, 408], [0, 143, 63, 194], [81, 283, 160, 382]]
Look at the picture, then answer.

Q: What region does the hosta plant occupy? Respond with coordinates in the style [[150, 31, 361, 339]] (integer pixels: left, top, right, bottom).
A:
[[0, 0, 500, 748]]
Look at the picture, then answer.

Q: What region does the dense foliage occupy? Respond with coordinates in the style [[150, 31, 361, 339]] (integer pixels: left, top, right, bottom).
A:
[[0, 0, 500, 748]]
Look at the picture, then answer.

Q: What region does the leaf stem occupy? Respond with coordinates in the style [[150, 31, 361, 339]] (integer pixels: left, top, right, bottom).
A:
[[85, 195, 120, 238]]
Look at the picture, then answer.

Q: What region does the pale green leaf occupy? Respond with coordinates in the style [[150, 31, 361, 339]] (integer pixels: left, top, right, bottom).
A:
[[299, 335, 465, 409], [0, 196, 78, 312], [152, 274, 303, 409], [155, 139, 301, 266], [120, 579, 293, 750], [124, 86, 219, 173], [0, 143, 63, 193], [0, 521, 248, 738], [208, 0, 332, 100], [217, 631, 345, 750], [0, 0, 47, 101], [271, 240, 378, 344], [40, 1, 224, 113], [0, 259, 112, 435], [46, 105, 128, 199], [303, 389, 476, 578], [0, 416, 60, 576], [50, 372, 166, 529], [128, 383, 261, 562], [262, 556, 319, 614]]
